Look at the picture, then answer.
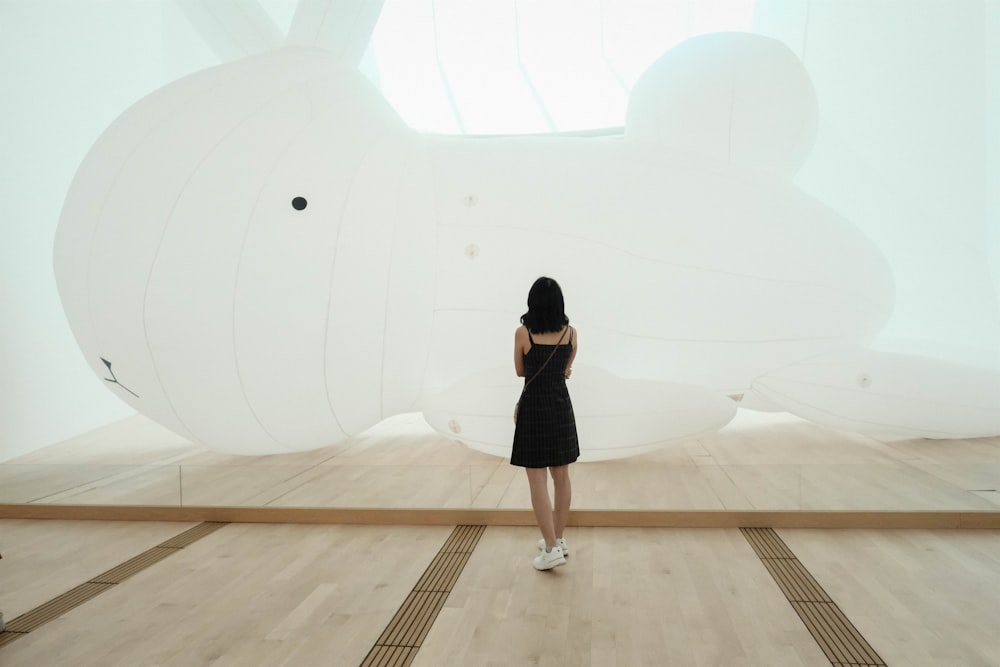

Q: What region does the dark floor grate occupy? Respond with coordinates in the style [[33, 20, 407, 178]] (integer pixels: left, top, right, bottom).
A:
[[742, 526, 796, 559], [412, 551, 470, 592], [2, 583, 113, 633], [741, 527, 886, 666], [157, 521, 227, 548], [361, 645, 419, 667], [0, 522, 229, 650], [360, 524, 486, 667], [760, 557, 832, 603], [89, 547, 178, 584]]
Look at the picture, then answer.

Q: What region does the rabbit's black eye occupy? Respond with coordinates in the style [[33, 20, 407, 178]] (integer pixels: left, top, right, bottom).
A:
[[292, 197, 307, 211]]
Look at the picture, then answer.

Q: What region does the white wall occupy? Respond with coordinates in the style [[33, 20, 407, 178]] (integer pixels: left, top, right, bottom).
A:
[[0, 1, 217, 461], [755, 0, 1000, 365]]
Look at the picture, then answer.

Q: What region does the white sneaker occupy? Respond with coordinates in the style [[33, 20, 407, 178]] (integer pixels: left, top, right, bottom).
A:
[[533, 545, 566, 570], [538, 537, 569, 556]]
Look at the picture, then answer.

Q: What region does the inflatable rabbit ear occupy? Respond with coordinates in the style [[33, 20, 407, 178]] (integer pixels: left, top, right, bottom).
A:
[[284, 0, 386, 65], [175, 0, 386, 64], [173, 0, 284, 60]]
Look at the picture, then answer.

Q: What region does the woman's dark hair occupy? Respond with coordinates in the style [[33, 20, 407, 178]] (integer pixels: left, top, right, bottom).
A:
[[520, 276, 569, 333]]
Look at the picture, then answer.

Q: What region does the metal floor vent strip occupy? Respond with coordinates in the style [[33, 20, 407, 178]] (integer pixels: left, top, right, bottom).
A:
[[0, 521, 229, 650], [361, 524, 486, 667], [90, 547, 178, 584], [157, 521, 227, 548], [741, 527, 886, 667]]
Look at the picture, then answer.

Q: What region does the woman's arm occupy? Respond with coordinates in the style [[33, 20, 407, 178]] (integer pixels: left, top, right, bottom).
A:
[[565, 326, 578, 379], [514, 326, 529, 377]]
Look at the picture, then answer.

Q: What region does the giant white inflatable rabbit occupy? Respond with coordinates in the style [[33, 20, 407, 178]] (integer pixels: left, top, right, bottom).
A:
[[54, 1, 999, 457]]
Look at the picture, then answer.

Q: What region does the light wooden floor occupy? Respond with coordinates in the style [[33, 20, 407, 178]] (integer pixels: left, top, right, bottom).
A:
[[3, 410, 999, 511], [3, 412, 999, 664], [2, 520, 999, 666]]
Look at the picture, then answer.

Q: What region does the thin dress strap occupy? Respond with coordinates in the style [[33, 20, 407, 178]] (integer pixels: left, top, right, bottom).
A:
[[527, 329, 535, 344]]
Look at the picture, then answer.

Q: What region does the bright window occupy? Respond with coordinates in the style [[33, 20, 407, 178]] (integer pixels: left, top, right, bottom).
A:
[[368, 0, 755, 134]]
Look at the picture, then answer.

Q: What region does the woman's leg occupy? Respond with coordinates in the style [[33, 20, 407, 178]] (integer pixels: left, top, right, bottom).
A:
[[526, 467, 557, 547], [550, 465, 571, 539]]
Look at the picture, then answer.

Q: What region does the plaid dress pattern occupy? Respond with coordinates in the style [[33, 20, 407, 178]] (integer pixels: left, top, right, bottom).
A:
[[510, 330, 580, 468]]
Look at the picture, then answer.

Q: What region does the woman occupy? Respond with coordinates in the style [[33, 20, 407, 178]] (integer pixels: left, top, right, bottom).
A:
[[512, 277, 579, 570]]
